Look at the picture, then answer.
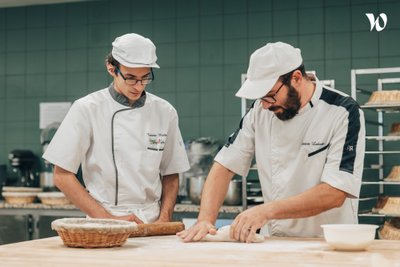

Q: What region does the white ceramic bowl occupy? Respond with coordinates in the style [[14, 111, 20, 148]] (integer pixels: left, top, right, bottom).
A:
[[321, 224, 378, 251]]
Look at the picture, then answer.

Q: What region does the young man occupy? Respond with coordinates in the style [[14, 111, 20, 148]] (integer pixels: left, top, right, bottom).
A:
[[43, 33, 190, 224], [178, 42, 365, 242]]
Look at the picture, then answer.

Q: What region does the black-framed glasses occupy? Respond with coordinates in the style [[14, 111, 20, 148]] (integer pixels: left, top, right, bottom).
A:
[[115, 67, 154, 85], [260, 82, 286, 104]]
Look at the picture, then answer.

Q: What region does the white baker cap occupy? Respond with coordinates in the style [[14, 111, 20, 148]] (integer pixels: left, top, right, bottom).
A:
[[112, 33, 160, 68]]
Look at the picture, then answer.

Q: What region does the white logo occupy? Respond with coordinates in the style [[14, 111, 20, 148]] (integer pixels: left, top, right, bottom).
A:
[[347, 145, 354, 152], [365, 13, 388, 32]]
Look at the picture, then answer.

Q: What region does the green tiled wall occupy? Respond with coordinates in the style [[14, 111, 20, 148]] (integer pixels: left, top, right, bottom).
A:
[[0, 0, 400, 169]]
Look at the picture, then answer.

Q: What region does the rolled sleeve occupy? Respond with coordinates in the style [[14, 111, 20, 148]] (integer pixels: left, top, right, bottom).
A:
[[321, 168, 361, 198], [215, 145, 253, 177]]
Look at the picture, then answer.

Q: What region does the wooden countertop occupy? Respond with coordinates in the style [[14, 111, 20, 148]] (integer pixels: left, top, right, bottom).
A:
[[1, 235, 399, 266]]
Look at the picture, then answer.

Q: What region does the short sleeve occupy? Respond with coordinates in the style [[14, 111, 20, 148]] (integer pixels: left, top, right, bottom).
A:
[[42, 100, 92, 174], [159, 109, 190, 176], [214, 107, 256, 177], [321, 106, 365, 198]]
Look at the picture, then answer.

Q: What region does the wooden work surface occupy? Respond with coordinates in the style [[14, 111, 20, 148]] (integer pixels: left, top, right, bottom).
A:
[[0, 235, 399, 267]]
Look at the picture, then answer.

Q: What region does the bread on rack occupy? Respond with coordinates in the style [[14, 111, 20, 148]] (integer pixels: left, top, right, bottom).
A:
[[372, 196, 389, 213], [388, 122, 400, 136], [379, 218, 400, 240], [365, 90, 400, 105], [384, 166, 400, 182], [378, 197, 400, 215]]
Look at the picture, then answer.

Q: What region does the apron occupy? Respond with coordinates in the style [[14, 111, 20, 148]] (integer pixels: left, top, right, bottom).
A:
[[89, 202, 160, 223]]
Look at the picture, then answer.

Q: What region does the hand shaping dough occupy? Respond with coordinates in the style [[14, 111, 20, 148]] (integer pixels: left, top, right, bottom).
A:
[[201, 225, 264, 243]]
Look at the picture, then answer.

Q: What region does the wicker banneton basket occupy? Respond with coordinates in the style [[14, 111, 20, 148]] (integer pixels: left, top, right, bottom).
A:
[[2, 186, 42, 193], [38, 192, 71, 205], [2, 192, 38, 204], [51, 218, 137, 248]]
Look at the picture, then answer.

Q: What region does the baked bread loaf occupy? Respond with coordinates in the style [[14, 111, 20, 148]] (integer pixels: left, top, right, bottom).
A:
[[384, 166, 400, 181], [372, 196, 388, 213], [365, 90, 400, 105], [379, 218, 400, 240], [378, 197, 400, 215], [388, 122, 400, 136]]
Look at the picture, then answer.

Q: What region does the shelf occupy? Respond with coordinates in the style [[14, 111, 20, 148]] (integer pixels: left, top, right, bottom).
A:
[[358, 212, 400, 218], [366, 136, 400, 141], [358, 196, 378, 201], [361, 104, 400, 112], [365, 151, 400, 154], [364, 164, 383, 170], [362, 181, 400, 185], [352, 68, 400, 222], [358, 212, 385, 218], [358, 213, 385, 217]]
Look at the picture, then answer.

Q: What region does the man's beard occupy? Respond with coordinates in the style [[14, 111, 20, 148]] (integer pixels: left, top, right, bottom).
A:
[[268, 84, 301, 121]]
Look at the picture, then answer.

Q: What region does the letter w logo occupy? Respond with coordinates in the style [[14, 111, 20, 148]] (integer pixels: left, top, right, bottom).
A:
[[365, 13, 388, 32]]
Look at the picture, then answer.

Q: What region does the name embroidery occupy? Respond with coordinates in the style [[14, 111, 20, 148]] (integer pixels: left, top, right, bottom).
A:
[[147, 133, 167, 151], [302, 141, 325, 146]]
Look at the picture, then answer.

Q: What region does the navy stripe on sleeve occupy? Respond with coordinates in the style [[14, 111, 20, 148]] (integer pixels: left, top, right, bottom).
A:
[[320, 88, 361, 174]]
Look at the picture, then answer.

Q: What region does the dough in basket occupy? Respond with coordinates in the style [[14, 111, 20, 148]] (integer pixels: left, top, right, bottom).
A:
[[201, 225, 264, 243]]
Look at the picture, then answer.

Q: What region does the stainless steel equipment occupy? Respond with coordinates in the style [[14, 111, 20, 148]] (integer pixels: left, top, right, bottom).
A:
[[223, 180, 242, 205], [40, 122, 60, 190], [188, 175, 207, 204], [181, 137, 219, 202], [40, 171, 54, 190], [188, 175, 242, 206], [186, 137, 219, 175], [8, 150, 38, 187]]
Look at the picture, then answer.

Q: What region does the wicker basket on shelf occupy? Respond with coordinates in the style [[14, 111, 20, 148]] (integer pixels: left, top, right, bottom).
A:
[[38, 192, 71, 205], [2, 192, 38, 204], [51, 218, 137, 248], [2, 186, 42, 193]]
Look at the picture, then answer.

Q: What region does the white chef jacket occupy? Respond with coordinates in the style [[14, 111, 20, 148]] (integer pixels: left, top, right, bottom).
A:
[[43, 84, 190, 222], [215, 77, 365, 237]]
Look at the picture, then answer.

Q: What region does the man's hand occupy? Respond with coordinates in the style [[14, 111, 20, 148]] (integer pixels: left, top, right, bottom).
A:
[[176, 220, 216, 242], [230, 204, 268, 243]]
